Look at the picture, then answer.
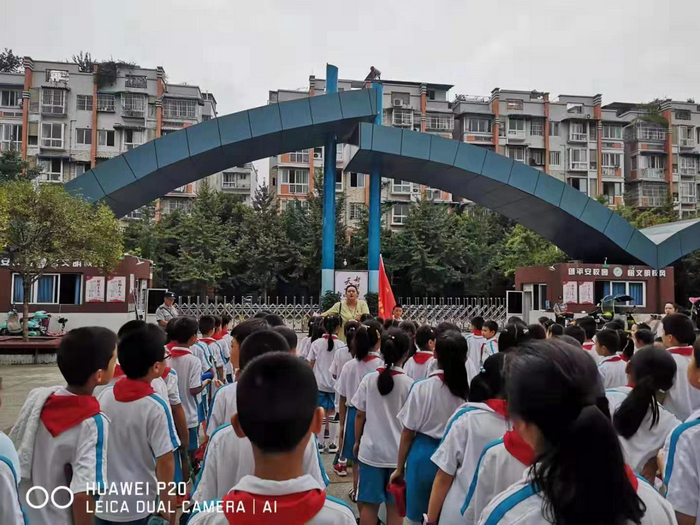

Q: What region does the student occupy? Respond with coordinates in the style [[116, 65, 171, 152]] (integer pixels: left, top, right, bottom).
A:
[[564, 325, 586, 346], [13, 327, 115, 525], [479, 339, 676, 525], [479, 320, 499, 366], [307, 314, 344, 454], [497, 323, 527, 353], [577, 316, 600, 364], [220, 314, 234, 383], [400, 320, 418, 360], [597, 329, 629, 389], [661, 313, 700, 421], [606, 345, 680, 479], [352, 329, 413, 525], [334, 321, 383, 493], [546, 323, 564, 338], [392, 304, 404, 321], [331, 320, 358, 380], [206, 318, 268, 435], [404, 325, 437, 380], [188, 353, 356, 524], [264, 313, 285, 327], [168, 317, 211, 461], [191, 331, 329, 506], [298, 316, 320, 360], [426, 353, 508, 525], [194, 315, 224, 387], [662, 337, 700, 525], [526, 323, 546, 340], [634, 328, 655, 350], [466, 317, 486, 368], [96, 324, 180, 524], [384, 318, 400, 330], [392, 332, 470, 523], [273, 325, 298, 354], [0, 386, 24, 524]]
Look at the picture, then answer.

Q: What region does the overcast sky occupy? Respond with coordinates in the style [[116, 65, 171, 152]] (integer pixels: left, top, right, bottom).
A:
[[4, 0, 699, 180]]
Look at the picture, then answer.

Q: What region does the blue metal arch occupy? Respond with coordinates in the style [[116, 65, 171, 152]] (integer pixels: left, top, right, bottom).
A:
[[65, 88, 697, 269]]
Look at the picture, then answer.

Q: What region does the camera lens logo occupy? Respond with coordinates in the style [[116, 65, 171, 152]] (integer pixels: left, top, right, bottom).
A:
[[26, 486, 74, 510]]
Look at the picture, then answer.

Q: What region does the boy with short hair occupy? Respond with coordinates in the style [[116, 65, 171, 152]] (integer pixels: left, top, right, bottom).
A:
[[96, 324, 180, 524], [479, 320, 499, 366], [564, 325, 586, 346], [596, 329, 626, 389], [576, 316, 600, 364], [192, 316, 221, 413], [466, 316, 485, 368], [188, 352, 354, 524], [662, 313, 700, 421], [634, 328, 655, 349], [13, 327, 117, 525], [273, 325, 298, 354]]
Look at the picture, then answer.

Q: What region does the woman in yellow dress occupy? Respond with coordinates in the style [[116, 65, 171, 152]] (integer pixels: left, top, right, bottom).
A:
[[322, 285, 370, 342]]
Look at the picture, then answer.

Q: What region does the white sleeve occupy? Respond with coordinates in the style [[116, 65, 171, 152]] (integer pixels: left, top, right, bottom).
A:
[[306, 341, 318, 363], [0, 458, 25, 524], [598, 364, 610, 390], [211, 343, 224, 368], [221, 339, 231, 360], [167, 371, 182, 405], [149, 402, 179, 458], [467, 448, 501, 524], [351, 375, 369, 412], [303, 435, 330, 487], [397, 384, 424, 432], [207, 390, 226, 436], [191, 431, 222, 504], [334, 365, 349, 398], [71, 414, 109, 494], [330, 350, 340, 377], [664, 427, 700, 518], [431, 415, 466, 475], [190, 358, 203, 391]]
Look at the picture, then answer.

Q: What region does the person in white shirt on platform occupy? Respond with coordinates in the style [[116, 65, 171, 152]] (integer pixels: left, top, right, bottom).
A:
[[13, 327, 116, 525], [391, 331, 470, 523], [479, 320, 499, 367], [661, 313, 700, 421], [192, 330, 329, 506], [478, 338, 676, 525], [352, 329, 414, 525], [96, 324, 180, 525], [187, 353, 356, 524], [606, 345, 680, 480], [404, 325, 437, 380], [426, 352, 509, 525], [466, 317, 486, 369], [597, 329, 630, 389], [308, 315, 345, 454]]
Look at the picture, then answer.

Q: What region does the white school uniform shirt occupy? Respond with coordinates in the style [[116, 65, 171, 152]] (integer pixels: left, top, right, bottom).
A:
[[192, 340, 215, 372], [188, 475, 356, 525], [330, 342, 352, 379], [168, 347, 203, 428], [582, 341, 601, 364], [606, 386, 681, 473], [307, 336, 343, 393], [480, 337, 498, 366], [96, 387, 180, 522], [298, 336, 312, 359], [351, 366, 414, 468], [431, 401, 509, 525], [427, 358, 480, 384], [98, 371, 173, 407], [163, 368, 182, 405], [403, 351, 435, 380], [663, 346, 700, 421], [598, 354, 629, 389], [207, 383, 238, 436], [662, 407, 700, 522], [334, 353, 383, 405], [0, 431, 25, 525], [20, 387, 108, 525], [467, 332, 486, 368], [192, 424, 329, 504], [220, 334, 234, 377], [478, 470, 677, 525], [397, 370, 467, 439], [204, 338, 225, 369]]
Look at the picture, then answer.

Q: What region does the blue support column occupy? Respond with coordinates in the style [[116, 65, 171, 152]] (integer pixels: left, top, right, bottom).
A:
[[368, 81, 383, 294], [321, 64, 339, 294]]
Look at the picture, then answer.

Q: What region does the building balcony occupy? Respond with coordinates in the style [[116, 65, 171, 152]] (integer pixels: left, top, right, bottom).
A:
[[462, 132, 492, 144], [640, 168, 665, 180], [679, 137, 696, 148], [222, 182, 251, 190], [506, 129, 526, 141], [602, 167, 620, 178], [40, 106, 66, 117], [679, 167, 697, 176], [568, 133, 588, 142], [568, 161, 588, 172], [122, 109, 145, 118], [680, 194, 697, 204]]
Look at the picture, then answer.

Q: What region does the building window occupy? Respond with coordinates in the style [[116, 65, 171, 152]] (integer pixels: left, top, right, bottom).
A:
[[336, 145, 344, 162], [602, 153, 621, 168], [163, 199, 192, 214], [39, 158, 64, 183], [508, 147, 525, 162], [568, 148, 588, 170], [392, 203, 409, 225], [392, 179, 412, 194], [589, 124, 597, 141], [0, 124, 22, 152], [568, 177, 588, 194], [350, 172, 365, 188], [595, 281, 645, 307], [349, 203, 365, 220], [567, 102, 583, 114], [280, 169, 309, 194], [97, 130, 115, 147], [680, 156, 697, 175], [530, 149, 545, 166], [392, 92, 410, 106], [530, 120, 544, 136], [336, 169, 343, 192], [590, 150, 597, 170], [123, 129, 143, 150], [0, 90, 21, 108], [40, 123, 64, 149], [222, 172, 250, 189], [549, 151, 561, 166], [466, 118, 490, 133], [41, 89, 65, 114], [76, 95, 93, 111], [45, 69, 69, 83], [507, 99, 523, 110], [125, 75, 147, 89], [289, 150, 309, 163], [392, 109, 413, 127], [676, 110, 691, 121], [76, 128, 92, 145], [426, 187, 442, 200], [602, 124, 622, 140], [427, 90, 436, 101], [313, 147, 323, 160], [508, 118, 525, 131], [122, 93, 146, 118], [12, 273, 82, 305], [97, 93, 115, 112], [549, 121, 560, 137], [163, 99, 196, 119], [426, 114, 454, 131], [570, 122, 587, 141]]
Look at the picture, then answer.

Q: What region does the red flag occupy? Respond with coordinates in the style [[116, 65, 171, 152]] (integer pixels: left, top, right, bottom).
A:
[[378, 255, 396, 319]]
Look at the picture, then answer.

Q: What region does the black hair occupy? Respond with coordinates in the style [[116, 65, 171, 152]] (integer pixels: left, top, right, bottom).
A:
[[618, 330, 635, 360], [353, 320, 382, 361], [471, 316, 485, 331], [694, 338, 700, 369], [307, 315, 321, 337], [253, 310, 273, 319], [564, 325, 586, 345], [118, 320, 146, 340], [323, 315, 341, 352], [237, 352, 317, 453], [597, 329, 620, 355], [469, 352, 506, 402], [507, 316, 528, 329], [548, 323, 564, 336], [239, 329, 291, 370], [199, 315, 216, 336], [613, 345, 676, 439], [273, 325, 297, 351], [399, 320, 416, 337], [345, 284, 359, 294], [527, 324, 547, 340], [264, 313, 285, 327], [344, 320, 360, 353], [172, 316, 199, 344], [118, 324, 166, 379], [538, 316, 550, 326], [310, 316, 325, 342], [221, 313, 232, 327], [359, 313, 373, 322], [164, 317, 179, 344], [416, 325, 437, 351], [393, 304, 403, 311], [606, 318, 626, 331], [635, 322, 650, 331], [662, 313, 696, 345], [378, 329, 410, 396], [58, 327, 117, 386], [213, 315, 222, 328], [436, 321, 460, 336], [576, 317, 597, 340], [507, 339, 646, 525], [435, 331, 469, 400], [384, 318, 400, 330], [499, 323, 528, 353], [665, 302, 680, 312], [633, 329, 655, 347], [483, 320, 499, 334], [231, 318, 269, 345]]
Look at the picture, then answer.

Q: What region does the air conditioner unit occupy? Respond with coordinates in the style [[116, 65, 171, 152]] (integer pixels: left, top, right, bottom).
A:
[[586, 114, 591, 119], [411, 186, 421, 193], [313, 152, 322, 160], [393, 100, 402, 107]]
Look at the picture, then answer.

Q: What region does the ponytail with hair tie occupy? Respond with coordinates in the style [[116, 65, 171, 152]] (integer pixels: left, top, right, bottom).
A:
[[378, 329, 410, 396]]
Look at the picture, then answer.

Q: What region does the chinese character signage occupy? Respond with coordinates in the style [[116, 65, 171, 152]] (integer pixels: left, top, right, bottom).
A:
[[567, 265, 667, 278], [106, 276, 126, 303], [578, 282, 594, 304], [563, 281, 578, 304], [85, 276, 105, 303], [334, 271, 368, 300]]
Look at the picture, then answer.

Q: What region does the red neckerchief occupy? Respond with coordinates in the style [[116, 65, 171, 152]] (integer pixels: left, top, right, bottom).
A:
[[624, 464, 638, 492], [412, 351, 433, 364], [377, 367, 404, 376], [113, 364, 125, 378], [668, 346, 694, 357], [113, 377, 155, 402], [222, 488, 326, 525], [605, 354, 628, 363], [485, 399, 508, 417], [582, 341, 595, 351], [199, 337, 216, 345], [322, 334, 338, 340], [472, 329, 483, 337], [503, 430, 535, 466], [161, 366, 172, 380], [166, 341, 177, 351], [213, 331, 224, 341], [171, 346, 193, 358], [362, 354, 380, 362], [40, 393, 100, 437]]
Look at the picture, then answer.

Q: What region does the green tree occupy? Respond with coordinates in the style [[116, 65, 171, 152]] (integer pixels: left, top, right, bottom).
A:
[[0, 181, 122, 339], [498, 224, 568, 279], [0, 150, 42, 183], [0, 49, 22, 73], [71, 51, 94, 73]]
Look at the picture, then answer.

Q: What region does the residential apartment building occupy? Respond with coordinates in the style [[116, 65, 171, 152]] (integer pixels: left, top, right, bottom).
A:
[[206, 162, 258, 205]]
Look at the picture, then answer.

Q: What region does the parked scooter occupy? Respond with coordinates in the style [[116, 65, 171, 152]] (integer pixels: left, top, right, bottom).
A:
[[0, 309, 41, 336], [21, 310, 51, 336]]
